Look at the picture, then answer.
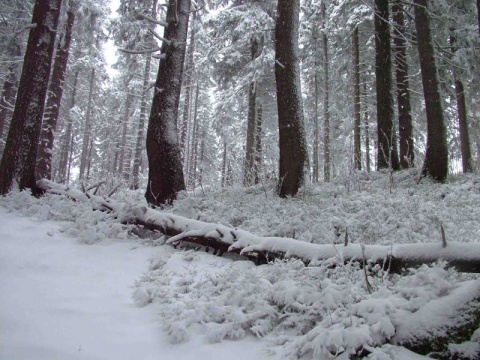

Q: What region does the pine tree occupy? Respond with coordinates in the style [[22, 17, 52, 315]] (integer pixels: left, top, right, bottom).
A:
[[145, 0, 190, 205], [413, 0, 448, 181], [0, 0, 63, 195], [275, 0, 308, 197]]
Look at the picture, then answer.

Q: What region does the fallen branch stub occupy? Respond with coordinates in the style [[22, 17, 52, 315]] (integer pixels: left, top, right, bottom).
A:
[[36, 179, 480, 274]]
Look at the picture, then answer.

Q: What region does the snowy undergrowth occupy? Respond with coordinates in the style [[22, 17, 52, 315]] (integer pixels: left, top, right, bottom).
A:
[[2, 171, 480, 359], [134, 250, 479, 359], [0, 188, 138, 244], [174, 170, 480, 246]]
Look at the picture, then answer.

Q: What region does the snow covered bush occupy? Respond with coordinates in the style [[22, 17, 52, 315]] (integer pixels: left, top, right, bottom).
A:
[[134, 248, 480, 359]]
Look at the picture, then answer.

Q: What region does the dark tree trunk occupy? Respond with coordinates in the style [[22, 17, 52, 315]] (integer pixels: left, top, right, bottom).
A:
[[36, 10, 75, 180], [188, 84, 200, 188], [180, 11, 196, 162], [254, 102, 263, 184], [454, 79, 473, 173], [413, 0, 448, 181], [275, 0, 308, 197], [145, 0, 190, 206], [0, 0, 63, 195], [0, 63, 18, 156], [131, 53, 152, 189], [322, 2, 330, 183], [392, 0, 414, 169], [353, 26, 361, 170], [375, 0, 400, 171], [364, 81, 371, 173], [312, 47, 319, 183], [58, 69, 79, 183], [79, 68, 96, 180], [450, 32, 473, 173], [244, 38, 263, 186]]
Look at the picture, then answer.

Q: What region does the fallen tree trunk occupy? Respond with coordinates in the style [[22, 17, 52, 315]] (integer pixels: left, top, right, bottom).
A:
[[37, 179, 480, 273]]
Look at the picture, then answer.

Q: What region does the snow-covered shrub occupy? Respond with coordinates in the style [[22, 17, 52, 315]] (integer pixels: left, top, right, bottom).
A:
[[135, 246, 479, 358]]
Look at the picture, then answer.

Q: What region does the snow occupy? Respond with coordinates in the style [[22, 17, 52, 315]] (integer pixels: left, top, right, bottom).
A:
[[0, 205, 266, 360], [2, 171, 480, 359]]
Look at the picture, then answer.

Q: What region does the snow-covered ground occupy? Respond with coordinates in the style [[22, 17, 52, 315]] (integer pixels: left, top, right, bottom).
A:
[[0, 207, 267, 360], [1, 171, 479, 359]]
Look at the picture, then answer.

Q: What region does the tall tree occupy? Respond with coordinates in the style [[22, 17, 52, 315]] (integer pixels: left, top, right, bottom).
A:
[[0, 0, 63, 195], [322, 1, 331, 182], [374, 0, 399, 171], [450, 31, 473, 173], [78, 68, 96, 180], [392, 0, 414, 169], [413, 0, 448, 181], [36, 9, 76, 180], [275, 0, 308, 197], [145, 0, 190, 205], [244, 37, 263, 186], [353, 25, 361, 170]]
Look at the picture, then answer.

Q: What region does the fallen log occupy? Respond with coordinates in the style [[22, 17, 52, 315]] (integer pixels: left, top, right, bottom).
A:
[[37, 179, 480, 273]]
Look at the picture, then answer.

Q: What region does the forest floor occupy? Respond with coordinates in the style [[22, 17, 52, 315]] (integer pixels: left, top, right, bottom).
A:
[[0, 169, 479, 359]]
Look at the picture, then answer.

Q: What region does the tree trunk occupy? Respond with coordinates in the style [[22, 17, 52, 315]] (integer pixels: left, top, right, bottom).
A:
[[59, 69, 79, 183], [131, 53, 153, 189], [375, 0, 400, 171], [79, 68, 96, 180], [364, 80, 371, 172], [392, 0, 414, 169], [413, 0, 448, 182], [118, 91, 133, 176], [312, 34, 319, 183], [36, 10, 75, 180], [188, 84, 200, 188], [221, 138, 227, 187], [477, 0, 480, 35], [180, 11, 196, 162], [322, 2, 330, 183], [36, 178, 480, 275], [353, 26, 361, 170], [244, 38, 263, 186], [254, 102, 263, 184], [0, 64, 18, 157], [275, 0, 308, 197], [450, 32, 473, 173], [0, 0, 63, 195], [145, 0, 189, 206]]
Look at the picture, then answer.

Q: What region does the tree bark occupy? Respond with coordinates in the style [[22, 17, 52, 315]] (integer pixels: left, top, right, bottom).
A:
[[244, 38, 263, 186], [188, 84, 200, 188], [413, 0, 448, 182], [353, 26, 361, 170], [275, 0, 308, 197], [0, 63, 19, 156], [392, 0, 414, 169], [364, 80, 371, 172], [118, 90, 133, 176], [58, 69, 79, 183], [450, 32, 473, 173], [145, 0, 189, 205], [131, 54, 153, 189], [312, 43, 319, 183], [254, 102, 263, 184], [79, 68, 96, 180], [180, 11, 196, 162], [0, 0, 63, 195], [375, 0, 400, 171], [36, 10, 75, 180], [322, 2, 330, 183]]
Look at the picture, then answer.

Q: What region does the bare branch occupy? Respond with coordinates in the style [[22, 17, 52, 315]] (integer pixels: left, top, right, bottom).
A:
[[148, 28, 171, 45], [135, 12, 168, 27], [119, 47, 161, 55]]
